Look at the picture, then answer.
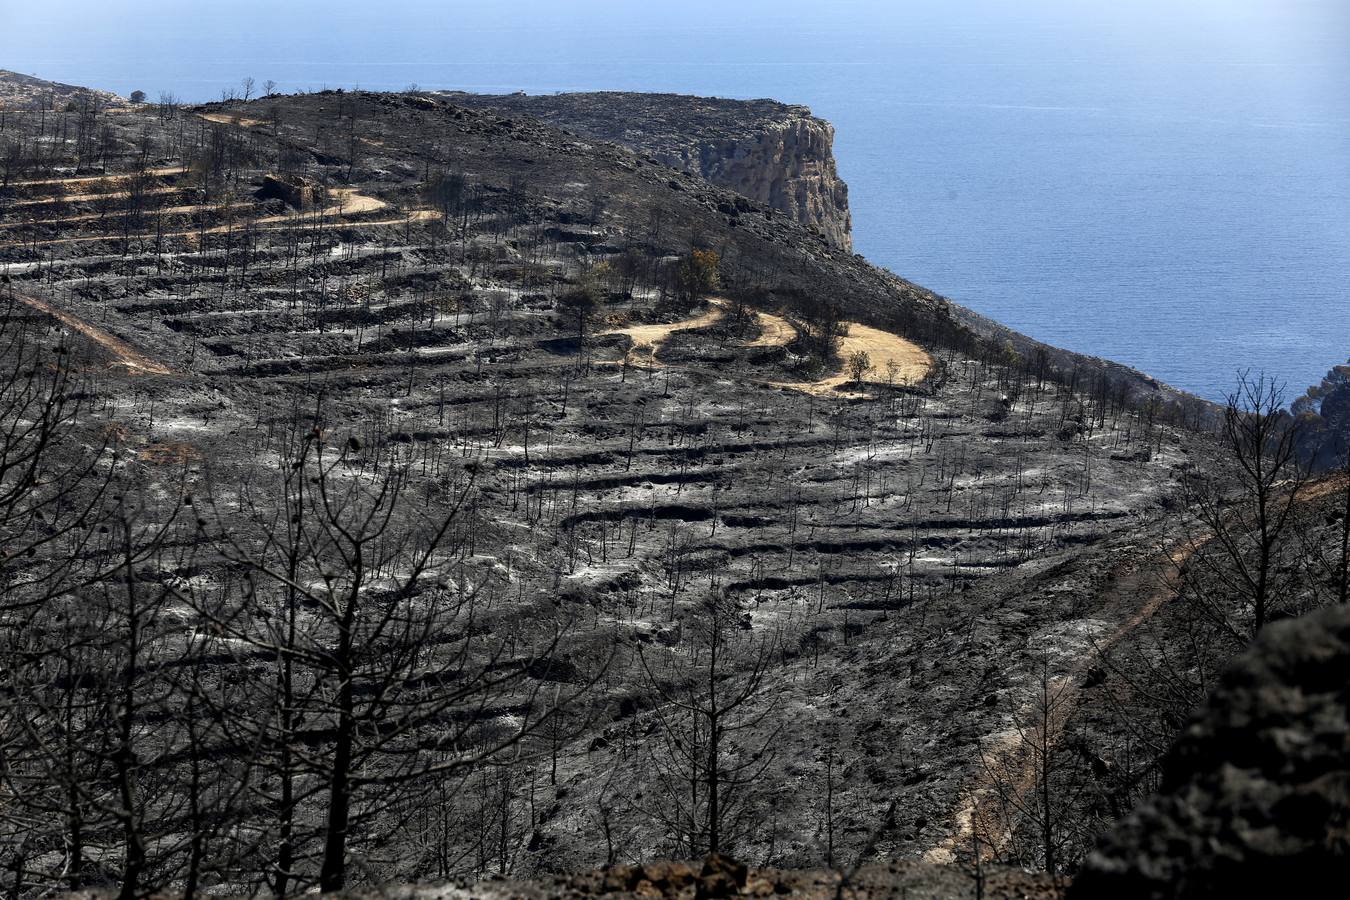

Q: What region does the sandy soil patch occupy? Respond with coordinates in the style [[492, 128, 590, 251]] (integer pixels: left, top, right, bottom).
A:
[[138, 441, 202, 465], [774, 322, 932, 396], [1297, 472, 1350, 501]]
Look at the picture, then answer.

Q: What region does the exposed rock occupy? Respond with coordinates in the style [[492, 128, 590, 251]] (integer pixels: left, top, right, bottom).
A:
[[442, 91, 853, 251], [333, 856, 1059, 899], [697, 853, 748, 898], [0, 68, 127, 109], [1070, 604, 1350, 898]]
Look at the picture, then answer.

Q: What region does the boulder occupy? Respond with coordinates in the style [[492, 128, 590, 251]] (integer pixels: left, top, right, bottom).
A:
[[1070, 604, 1350, 898], [698, 853, 748, 899]]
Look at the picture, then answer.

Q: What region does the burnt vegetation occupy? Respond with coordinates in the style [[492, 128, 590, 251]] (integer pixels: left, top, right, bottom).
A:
[[0, 75, 1346, 896]]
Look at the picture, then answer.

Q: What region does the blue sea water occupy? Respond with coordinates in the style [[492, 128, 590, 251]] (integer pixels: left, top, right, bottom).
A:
[[2, 0, 1347, 401]]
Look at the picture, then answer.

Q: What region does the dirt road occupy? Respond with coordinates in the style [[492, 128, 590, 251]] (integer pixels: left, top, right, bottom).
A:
[[926, 472, 1347, 865], [15, 293, 172, 376], [197, 112, 268, 128], [603, 303, 726, 366], [747, 308, 795, 348], [0, 189, 430, 250], [921, 535, 1195, 865], [602, 299, 932, 394]]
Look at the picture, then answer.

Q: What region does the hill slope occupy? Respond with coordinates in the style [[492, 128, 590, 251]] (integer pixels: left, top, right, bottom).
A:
[[0, 72, 1241, 895]]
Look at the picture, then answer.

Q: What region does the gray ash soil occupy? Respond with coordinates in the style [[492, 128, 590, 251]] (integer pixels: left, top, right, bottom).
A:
[[0, 78, 1223, 887]]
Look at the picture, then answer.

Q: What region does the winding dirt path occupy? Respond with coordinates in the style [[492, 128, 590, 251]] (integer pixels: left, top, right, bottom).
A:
[[746, 308, 795, 348], [601, 299, 932, 395], [1, 202, 217, 231], [0, 187, 388, 232], [921, 536, 1197, 865], [604, 298, 800, 363], [943, 537, 1200, 864], [15, 293, 171, 375], [603, 302, 726, 367]]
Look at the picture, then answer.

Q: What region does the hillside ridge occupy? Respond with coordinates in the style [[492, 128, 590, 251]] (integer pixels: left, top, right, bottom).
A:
[[7, 68, 1327, 900], [443, 90, 853, 252]]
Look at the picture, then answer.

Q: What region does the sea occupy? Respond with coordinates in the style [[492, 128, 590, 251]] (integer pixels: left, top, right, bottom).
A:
[[3, 0, 1348, 401]]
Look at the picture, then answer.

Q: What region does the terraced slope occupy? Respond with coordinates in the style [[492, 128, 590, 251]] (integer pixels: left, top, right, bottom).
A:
[[0, 82, 1209, 887]]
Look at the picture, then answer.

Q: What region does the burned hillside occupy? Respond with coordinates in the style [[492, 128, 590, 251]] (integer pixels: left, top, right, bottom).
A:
[[0, 74, 1341, 897]]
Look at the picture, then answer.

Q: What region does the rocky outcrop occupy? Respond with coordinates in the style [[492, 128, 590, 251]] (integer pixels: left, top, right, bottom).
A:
[[0, 69, 126, 109], [441, 91, 853, 251], [1070, 604, 1350, 898], [1292, 358, 1350, 468], [335, 856, 1058, 900], [690, 112, 852, 252]]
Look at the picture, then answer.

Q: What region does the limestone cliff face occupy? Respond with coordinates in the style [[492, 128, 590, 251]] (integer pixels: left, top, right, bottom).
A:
[[660, 111, 852, 251], [441, 91, 853, 251]]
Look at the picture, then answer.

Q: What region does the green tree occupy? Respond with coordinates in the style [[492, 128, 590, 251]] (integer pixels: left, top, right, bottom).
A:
[[674, 248, 721, 303], [846, 350, 873, 385]]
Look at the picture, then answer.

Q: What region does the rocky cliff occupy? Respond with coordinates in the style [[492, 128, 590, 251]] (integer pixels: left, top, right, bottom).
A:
[[441, 91, 854, 251]]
